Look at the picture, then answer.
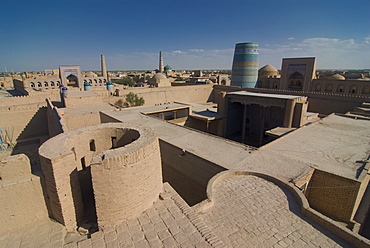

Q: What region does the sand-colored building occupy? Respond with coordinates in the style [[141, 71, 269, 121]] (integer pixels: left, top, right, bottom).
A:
[[257, 57, 370, 96], [1, 56, 370, 247]]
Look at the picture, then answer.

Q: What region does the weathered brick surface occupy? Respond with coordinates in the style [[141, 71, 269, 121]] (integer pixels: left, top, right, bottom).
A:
[[2, 184, 215, 248], [199, 175, 354, 247], [306, 169, 361, 222]]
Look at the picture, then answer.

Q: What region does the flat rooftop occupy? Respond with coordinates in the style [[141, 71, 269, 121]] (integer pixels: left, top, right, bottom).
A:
[[102, 107, 370, 181], [244, 114, 370, 180], [102, 106, 255, 170], [228, 91, 303, 99], [140, 102, 190, 115]]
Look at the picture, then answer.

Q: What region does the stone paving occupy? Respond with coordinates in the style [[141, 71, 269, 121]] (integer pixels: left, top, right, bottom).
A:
[[199, 175, 355, 248], [0, 183, 221, 248], [0, 177, 360, 248], [0, 220, 66, 248]]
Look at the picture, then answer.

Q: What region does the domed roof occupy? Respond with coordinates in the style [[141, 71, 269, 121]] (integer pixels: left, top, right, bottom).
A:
[[258, 64, 279, 77], [328, 74, 345, 80], [164, 64, 172, 71], [152, 73, 167, 80], [259, 64, 278, 73], [85, 71, 97, 77]]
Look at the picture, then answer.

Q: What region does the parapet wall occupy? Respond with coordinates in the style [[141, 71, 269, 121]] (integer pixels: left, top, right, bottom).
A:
[[39, 123, 162, 230], [0, 91, 61, 107], [0, 93, 62, 141], [305, 169, 365, 223], [46, 98, 68, 137], [213, 85, 370, 114], [159, 139, 226, 206], [0, 154, 49, 234], [104, 84, 214, 106]]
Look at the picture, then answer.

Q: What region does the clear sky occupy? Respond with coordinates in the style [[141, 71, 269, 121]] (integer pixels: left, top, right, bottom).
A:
[[1, 0, 369, 72]]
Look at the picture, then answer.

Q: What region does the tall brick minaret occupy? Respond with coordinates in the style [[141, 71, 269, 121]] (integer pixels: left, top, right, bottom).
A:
[[101, 54, 108, 79], [159, 51, 164, 73]]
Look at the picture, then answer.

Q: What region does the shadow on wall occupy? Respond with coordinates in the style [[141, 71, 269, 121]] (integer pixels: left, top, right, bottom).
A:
[[17, 107, 48, 141], [159, 139, 226, 206], [207, 91, 214, 103], [6, 89, 24, 96]]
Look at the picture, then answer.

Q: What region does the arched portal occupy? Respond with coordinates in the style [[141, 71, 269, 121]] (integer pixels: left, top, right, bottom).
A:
[[67, 74, 79, 87], [288, 71, 304, 90]]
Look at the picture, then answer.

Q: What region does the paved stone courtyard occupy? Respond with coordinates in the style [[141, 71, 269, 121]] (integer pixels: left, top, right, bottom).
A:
[[199, 175, 354, 248], [0, 177, 360, 248], [0, 183, 220, 248]]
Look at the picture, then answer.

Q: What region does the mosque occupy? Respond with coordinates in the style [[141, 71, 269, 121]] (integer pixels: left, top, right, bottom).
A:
[[0, 46, 370, 247]]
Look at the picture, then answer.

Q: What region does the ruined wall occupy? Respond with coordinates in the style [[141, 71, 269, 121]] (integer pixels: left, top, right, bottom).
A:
[[39, 123, 162, 230], [0, 154, 49, 234], [305, 169, 362, 223], [159, 139, 226, 206], [213, 85, 370, 115], [0, 106, 48, 141], [0, 93, 61, 141], [46, 98, 67, 137], [91, 128, 162, 228]]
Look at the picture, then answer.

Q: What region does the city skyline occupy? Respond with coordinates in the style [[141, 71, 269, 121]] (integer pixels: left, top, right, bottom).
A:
[[1, 0, 369, 72]]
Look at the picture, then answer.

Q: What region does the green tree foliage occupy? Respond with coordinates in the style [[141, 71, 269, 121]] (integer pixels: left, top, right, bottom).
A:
[[175, 77, 186, 81], [112, 76, 136, 86], [115, 92, 144, 108]]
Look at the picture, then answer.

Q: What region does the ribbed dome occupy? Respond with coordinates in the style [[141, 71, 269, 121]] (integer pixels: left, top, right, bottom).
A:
[[328, 74, 345, 80]]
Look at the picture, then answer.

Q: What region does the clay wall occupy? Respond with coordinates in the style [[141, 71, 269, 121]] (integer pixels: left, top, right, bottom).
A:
[[159, 139, 226, 206], [0, 154, 49, 234], [0, 106, 48, 142], [213, 85, 370, 115], [104, 85, 214, 106], [99, 112, 122, 124], [305, 169, 362, 223], [46, 98, 67, 137], [0, 77, 14, 89], [91, 130, 162, 228], [13, 79, 28, 95], [39, 123, 162, 230], [0, 93, 63, 141], [0, 92, 60, 106], [63, 113, 101, 131], [311, 79, 370, 95], [64, 93, 104, 108]]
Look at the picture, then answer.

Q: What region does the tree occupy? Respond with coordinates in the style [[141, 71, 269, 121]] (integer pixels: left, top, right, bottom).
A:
[[112, 76, 136, 87], [175, 77, 186, 81], [116, 92, 145, 108]]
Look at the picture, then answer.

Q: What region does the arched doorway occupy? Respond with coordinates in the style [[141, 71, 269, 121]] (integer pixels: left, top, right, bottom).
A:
[[67, 74, 79, 87], [288, 71, 304, 90]]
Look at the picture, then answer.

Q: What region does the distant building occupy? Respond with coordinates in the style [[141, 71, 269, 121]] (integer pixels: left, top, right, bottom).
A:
[[257, 57, 370, 96]]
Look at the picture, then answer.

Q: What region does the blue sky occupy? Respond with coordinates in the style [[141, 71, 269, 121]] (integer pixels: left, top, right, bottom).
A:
[[1, 0, 369, 72]]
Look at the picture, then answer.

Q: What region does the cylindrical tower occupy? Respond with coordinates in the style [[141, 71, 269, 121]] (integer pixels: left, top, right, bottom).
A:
[[106, 81, 113, 91], [159, 51, 164, 73], [231, 42, 259, 88], [101, 54, 107, 79], [83, 82, 91, 91]]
